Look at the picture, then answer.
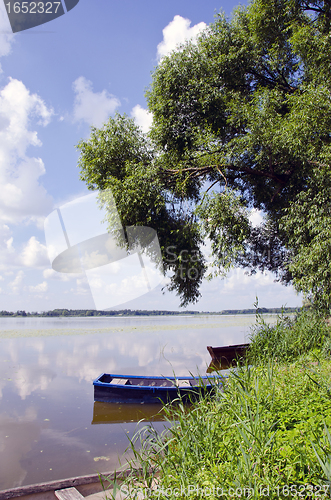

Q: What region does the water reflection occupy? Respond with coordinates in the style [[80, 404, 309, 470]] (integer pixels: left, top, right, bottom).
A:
[[0, 407, 40, 488], [0, 315, 262, 489], [92, 402, 165, 425]]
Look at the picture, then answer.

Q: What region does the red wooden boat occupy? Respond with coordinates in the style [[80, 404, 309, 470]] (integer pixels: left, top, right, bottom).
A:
[[207, 343, 249, 372]]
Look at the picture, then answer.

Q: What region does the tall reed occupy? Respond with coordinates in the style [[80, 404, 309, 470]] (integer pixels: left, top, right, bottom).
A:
[[102, 358, 331, 499], [248, 308, 331, 364]]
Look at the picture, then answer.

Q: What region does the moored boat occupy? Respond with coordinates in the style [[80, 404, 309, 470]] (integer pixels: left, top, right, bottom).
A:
[[93, 373, 221, 404], [207, 343, 249, 372]]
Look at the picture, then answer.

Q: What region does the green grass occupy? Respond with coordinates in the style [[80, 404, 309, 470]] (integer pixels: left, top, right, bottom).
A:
[[102, 310, 331, 499], [247, 308, 331, 364]]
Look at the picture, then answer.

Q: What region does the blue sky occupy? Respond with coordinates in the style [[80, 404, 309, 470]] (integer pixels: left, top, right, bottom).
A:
[[0, 0, 302, 312]]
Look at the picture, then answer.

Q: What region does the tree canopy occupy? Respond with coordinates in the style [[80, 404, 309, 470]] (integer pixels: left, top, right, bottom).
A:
[[77, 0, 331, 310]]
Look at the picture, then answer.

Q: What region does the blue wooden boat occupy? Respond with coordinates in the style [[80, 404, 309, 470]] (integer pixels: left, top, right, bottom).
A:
[[93, 373, 220, 404]]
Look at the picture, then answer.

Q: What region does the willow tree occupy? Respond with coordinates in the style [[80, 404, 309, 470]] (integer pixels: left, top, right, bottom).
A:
[[77, 0, 331, 310]]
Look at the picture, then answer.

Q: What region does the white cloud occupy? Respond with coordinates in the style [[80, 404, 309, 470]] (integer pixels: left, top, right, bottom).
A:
[[43, 268, 71, 281], [221, 268, 273, 292], [249, 209, 264, 227], [8, 270, 24, 294], [0, 225, 51, 273], [20, 236, 49, 268], [0, 3, 14, 73], [0, 78, 53, 225], [76, 277, 90, 294], [43, 268, 56, 279], [6, 236, 13, 251], [157, 15, 207, 60], [72, 76, 120, 127], [66, 277, 89, 295], [218, 268, 301, 305], [131, 105, 153, 133], [0, 223, 15, 270], [27, 215, 47, 231], [28, 281, 48, 293]]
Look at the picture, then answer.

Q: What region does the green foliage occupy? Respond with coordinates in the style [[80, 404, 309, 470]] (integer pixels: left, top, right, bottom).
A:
[[100, 310, 331, 498], [248, 308, 331, 363], [77, 114, 153, 190], [280, 168, 331, 312], [77, 0, 331, 309], [77, 115, 207, 307], [195, 191, 251, 276], [312, 424, 331, 485], [103, 361, 331, 499]]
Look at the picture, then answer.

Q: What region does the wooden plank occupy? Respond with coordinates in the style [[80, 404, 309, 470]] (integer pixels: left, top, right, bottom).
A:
[[110, 378, 128, 385], [55, 487, 84, 500], [176, 380, 191, 387], [0, 471, 118, 500], [0, 468, 147, 500]]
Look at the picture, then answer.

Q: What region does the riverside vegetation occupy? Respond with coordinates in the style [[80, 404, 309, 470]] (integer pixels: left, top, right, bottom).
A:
[[102, 309, 331, 499]]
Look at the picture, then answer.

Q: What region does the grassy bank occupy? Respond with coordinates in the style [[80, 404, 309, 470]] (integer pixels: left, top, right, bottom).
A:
[[104, 310, 331, 499]]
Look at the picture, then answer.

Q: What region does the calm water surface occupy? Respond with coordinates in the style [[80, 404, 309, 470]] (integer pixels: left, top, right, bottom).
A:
[[0, 314, 273, 490]]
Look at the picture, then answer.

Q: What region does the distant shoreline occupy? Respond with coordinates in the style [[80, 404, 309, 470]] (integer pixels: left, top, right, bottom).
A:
[[0, 307, 301, 318]]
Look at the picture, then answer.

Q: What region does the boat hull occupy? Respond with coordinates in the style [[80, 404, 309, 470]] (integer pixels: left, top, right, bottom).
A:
[[93, 373, 217, 404], [207, 343, 249, 372]]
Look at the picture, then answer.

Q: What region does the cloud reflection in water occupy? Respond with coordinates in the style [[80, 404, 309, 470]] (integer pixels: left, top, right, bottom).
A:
[[0, 315, 253, 488]]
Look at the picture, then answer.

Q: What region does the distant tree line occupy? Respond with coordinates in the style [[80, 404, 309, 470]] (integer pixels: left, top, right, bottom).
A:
[[0, 307, 300, 317], [217, 307, 300, 315], [0, 309, 201, 317]]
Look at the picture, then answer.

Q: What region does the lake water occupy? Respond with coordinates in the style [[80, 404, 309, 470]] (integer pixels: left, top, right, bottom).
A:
[[0, 314, 273, 490]]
